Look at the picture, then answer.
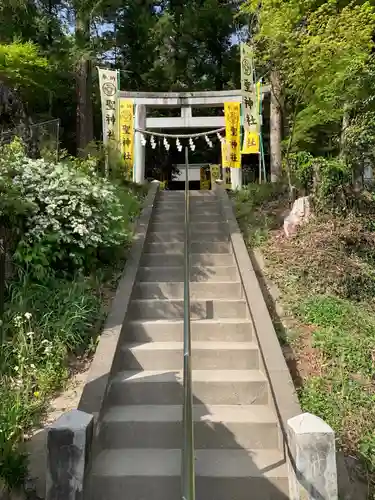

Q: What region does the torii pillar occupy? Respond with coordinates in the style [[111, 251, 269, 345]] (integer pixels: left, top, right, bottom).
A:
[[134, 104, 146, 184]]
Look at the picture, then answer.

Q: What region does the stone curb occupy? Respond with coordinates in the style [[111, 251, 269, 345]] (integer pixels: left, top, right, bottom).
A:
[[216, 185, 301, 434], [77, 181, 159, 424]]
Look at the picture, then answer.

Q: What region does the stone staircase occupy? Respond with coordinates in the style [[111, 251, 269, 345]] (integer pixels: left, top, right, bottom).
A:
[[88, 190, 289, 500]]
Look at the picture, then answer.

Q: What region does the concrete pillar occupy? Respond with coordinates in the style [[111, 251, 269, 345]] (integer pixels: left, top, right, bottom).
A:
[[46, 409, 93, 500], [287, 412, 338, 500], [230, 167, 242, 190], [134, 104, 146, 184]]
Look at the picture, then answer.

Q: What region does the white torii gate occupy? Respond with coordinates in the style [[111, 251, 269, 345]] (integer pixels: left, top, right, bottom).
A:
[[119, 88, 270, 189]]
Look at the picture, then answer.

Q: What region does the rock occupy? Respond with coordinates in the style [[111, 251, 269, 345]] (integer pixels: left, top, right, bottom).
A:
[[284, 196, 311, 237]]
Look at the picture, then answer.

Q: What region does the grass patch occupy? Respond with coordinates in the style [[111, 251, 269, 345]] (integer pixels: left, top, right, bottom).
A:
[[233, 183, 375, 494], [0, 274, 103, 489]]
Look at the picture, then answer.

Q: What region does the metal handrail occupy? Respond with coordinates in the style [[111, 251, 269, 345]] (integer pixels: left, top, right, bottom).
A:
[[181, 146, 195, 500]]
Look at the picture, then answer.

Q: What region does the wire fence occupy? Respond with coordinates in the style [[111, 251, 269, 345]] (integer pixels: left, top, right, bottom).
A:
[[0, 118, 60, 161]]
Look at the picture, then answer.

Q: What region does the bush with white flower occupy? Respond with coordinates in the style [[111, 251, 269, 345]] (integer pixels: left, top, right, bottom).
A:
[[0, 140, 133, 276]]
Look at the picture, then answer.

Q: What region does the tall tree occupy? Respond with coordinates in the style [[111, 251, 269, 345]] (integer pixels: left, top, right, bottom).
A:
[[241, 0, 375, 167], [75, 2, 93, 153]]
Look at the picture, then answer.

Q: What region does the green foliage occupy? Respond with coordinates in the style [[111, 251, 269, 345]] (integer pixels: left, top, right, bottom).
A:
[[297, 295, 375, 482], [0, 42, 48, 88], [297, 296, 375, 377], [242, 0, 375, 152], [115, 0, 241, 92], [287, 151, 315, 193], [0, 274, 103, 489], [233, 183, 289, 247], [0, 138, 146, 490], [344, 111, 375, 171], [234, 184, 375, 490], [287, 153, 352, 212], [0, 140, 138, 278], [0, 141, 145, 489], [299, 374, 375, 479], [312, 157, 352, 212]]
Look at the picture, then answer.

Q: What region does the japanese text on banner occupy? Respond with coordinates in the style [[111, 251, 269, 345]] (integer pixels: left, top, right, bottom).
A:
[[242, 131, 260, 154], [97, 67, 118, 144], [221, 140, 230, 169], [242, 81, 261, 154], [119, 99, 134, 178], [240, 43, 258, 133], [224, 102, 241, 168]]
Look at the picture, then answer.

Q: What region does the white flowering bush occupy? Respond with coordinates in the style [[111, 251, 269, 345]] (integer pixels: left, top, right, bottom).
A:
[[0, 141, 145, 489], [0, 140, 133, 275]]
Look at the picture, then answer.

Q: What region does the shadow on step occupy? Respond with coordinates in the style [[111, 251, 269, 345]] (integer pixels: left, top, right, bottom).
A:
[[133, 262, 244, 322], [86, 359, 291, 500]]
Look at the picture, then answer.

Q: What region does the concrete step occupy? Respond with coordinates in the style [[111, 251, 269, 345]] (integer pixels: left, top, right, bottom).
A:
[[108, 370, 268, 406], [137, 266, 238, 282], [140, 253, 235, 267], [127, 299, 248, 320], [152, 213, 222, 223], [147, 231, 229, 243], [189, 190, 217, 197], [143, 241, 231, 254], [155, 200, 219, 208], [156, 194, 218, 200], [158, 191, 216, 199], [123, 319, 252, 342], [89, 449, 288, 500], [132, 281, 243, 300], [119, 341, 259, 371], [99, 405, 279, 450], [150, 221, 227, 233], [153, 206, 220, 216]]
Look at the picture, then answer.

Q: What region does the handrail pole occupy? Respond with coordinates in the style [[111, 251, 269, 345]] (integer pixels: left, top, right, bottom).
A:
[[182, 146, 195, 500]]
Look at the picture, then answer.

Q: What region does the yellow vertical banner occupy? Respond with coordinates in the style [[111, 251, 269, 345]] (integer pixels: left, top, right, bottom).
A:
[[221, 141, 230, 169], [224, 102, 241, 168], [240, 43, 258, 133], [119, 99, 134, 178], [210, 164, 220, 186], [242, 131, 260, 154]]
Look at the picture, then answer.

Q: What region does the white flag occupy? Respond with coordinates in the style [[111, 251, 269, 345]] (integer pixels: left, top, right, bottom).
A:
[[97, 67, 118, 144]]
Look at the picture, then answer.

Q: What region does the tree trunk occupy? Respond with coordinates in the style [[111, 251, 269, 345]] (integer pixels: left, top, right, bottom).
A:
[[339, 106, 349, 159], [75, 12, 93, 156], [270, 69, 282, 182]]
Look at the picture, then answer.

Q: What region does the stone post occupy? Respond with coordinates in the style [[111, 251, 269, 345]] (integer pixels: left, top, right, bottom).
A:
[[46, 409, 94, 500], [287, 412, 338, 500], [134, 104, 146, 184]]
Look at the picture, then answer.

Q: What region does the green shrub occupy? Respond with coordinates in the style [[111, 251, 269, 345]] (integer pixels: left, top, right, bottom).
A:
[[287, 152, 352, 212], [0, 140, 137, 278], [0, 139, 146, 491], [232, 182, 289, 247]]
